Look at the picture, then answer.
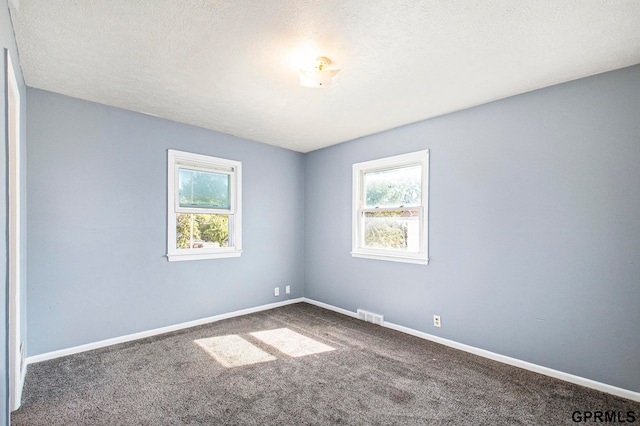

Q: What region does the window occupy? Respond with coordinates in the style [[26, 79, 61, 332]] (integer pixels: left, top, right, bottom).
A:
[[352, 150, 429, 265], [167, 150, 242, 261]]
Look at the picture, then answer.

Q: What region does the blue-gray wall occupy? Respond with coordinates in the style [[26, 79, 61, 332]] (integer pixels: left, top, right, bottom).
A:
[[2, 0, 28, 423], [26, 88, 305, 356], [304, 64, 640, 392]]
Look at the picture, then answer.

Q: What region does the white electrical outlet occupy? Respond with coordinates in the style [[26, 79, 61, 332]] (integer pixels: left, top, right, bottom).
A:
[[285, 285, 290, 294], [274, 287, 280, 296], [433, 315, 441, 327]]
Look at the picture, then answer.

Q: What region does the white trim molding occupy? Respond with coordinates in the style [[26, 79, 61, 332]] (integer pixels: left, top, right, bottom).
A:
[[301, 298, 358, 319], [352, 150, 430, 265], [6, 48, 23, 412], [167, 149, 242, 262], [302, 298, 640, 403], [27, 298, 304, 365], [25, 297, 640, 403]]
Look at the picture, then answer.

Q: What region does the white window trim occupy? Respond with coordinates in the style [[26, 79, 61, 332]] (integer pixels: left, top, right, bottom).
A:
[[351, 150, 429, 265], [167, 149, 242, 262]]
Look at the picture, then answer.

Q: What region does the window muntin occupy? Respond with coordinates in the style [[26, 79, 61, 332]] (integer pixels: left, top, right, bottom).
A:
[[168, 150, 242, 261], [352, 150, 429, 265]]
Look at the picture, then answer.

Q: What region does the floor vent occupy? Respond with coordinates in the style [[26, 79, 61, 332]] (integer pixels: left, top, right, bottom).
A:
[[357, 309, 384, 326]]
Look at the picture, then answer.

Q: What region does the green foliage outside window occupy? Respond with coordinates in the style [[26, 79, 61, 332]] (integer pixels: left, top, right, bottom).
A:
[[364, 215, 408, 249], [179, 168, 230, 209], [364, 166, 421, 208], [176, 213, 229, 249]]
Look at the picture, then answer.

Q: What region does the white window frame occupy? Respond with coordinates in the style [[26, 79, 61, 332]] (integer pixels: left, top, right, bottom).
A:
[[351, 150, 429, 265], [167, 149, 242, 261]]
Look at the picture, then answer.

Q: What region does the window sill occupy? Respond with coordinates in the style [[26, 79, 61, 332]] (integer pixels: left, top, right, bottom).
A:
[[167, 250, 242, 262], [351, 251, 429, 265]]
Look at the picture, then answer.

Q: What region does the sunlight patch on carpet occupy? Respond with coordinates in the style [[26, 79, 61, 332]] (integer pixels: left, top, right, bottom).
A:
[[250, 328, 335, 357], [195, 335, 276, 368]]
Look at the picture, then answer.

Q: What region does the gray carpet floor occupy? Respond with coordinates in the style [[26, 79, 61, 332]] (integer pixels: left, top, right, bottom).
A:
[[12, 303, 640, 425]]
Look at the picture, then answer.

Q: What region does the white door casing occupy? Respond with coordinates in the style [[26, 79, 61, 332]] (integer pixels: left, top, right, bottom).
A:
[[6, 49, 23, 412]]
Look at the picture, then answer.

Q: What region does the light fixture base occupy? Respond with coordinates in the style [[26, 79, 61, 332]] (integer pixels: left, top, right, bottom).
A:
[[300, 56, 341, 88]]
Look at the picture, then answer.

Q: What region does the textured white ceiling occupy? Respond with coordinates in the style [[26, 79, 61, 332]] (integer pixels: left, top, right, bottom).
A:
[[9, 1, 640, 152]]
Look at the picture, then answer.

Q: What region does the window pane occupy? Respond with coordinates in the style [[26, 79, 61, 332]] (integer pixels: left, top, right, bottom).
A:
[[364, 165, 421, 208], [363, 210, 420, 252], [179, 168, 230, 209], [176, 213, 230, 249]]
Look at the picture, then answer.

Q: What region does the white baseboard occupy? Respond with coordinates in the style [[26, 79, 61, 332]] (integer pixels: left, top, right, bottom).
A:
[[26, 298, 304, 365], [302, 298, 358, 319], [25, 296, 640, 403], [302, 298, 640, 403]]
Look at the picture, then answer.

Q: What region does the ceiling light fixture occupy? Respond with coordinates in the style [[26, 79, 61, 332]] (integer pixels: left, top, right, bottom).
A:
[[300, 56, 341, 88]]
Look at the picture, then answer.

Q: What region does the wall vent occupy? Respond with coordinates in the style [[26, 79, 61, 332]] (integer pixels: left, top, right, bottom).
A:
[[357, 309, 384, 326]]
